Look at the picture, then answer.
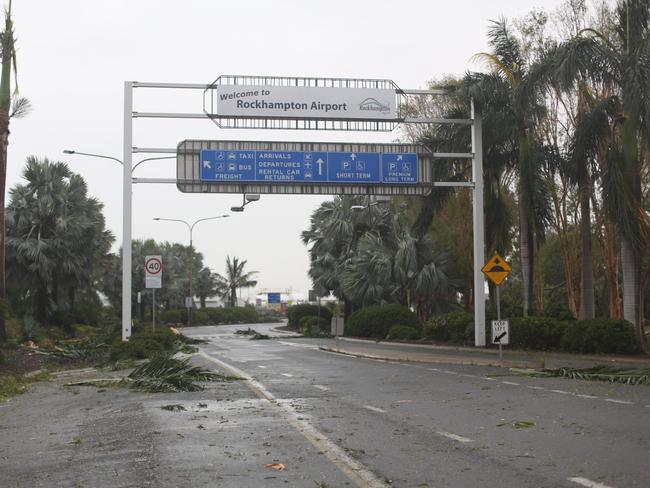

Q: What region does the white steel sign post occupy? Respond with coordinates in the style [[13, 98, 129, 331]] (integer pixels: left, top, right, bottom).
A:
[[120, 76, 485, 347], [145, 255, 162, 331]]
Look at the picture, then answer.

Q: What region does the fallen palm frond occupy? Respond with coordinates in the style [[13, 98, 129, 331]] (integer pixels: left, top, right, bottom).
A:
[[510, 366, 650, 385], [127, 355, 226, 393], [41, 339, 108, 359], [65, 355, 240, 393], [178, 334, 208, 345], [250, 332, 271, 340]]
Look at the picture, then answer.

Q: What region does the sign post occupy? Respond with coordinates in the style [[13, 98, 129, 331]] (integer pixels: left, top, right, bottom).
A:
[[482, 253, 511, 360], [145, 255, 163, 331]]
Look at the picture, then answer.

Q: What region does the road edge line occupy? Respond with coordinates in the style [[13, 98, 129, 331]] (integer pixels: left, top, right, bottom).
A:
[[197, 349, 390, 488]]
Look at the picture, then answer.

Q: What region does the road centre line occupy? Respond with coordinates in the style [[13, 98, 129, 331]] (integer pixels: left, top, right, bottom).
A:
[[501, 381, 521, 386], [258, 365, 266, 369], [527, 385, 546, 390], [550, 389, 570, 394], [313, 385, 329, 391], [576, 394, 598, 399], [568, 476, 615, 488], [363, 405, 387, 414], [197, 350, 390, 488], [281, 373, 294, 378], [435, 431, 474, 443], [604, 398, 633, 405]]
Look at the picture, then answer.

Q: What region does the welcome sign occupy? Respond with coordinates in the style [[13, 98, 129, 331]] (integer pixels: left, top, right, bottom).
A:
[[215, 85, 398, 121]]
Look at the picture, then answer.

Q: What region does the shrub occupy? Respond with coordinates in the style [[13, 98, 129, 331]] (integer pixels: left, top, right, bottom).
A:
[[561, 319, 640, 354], [388, 325, 421, 340], [509, 316, 568, 350], [205, 306, 260, 324], [159, 309, 186, 325], [424, 311, 474, 345], [109, 326, 177, 361], [346, 304, 420, 339], [192, 310, 209, 325], [298, 315, 330, 335], [287, 304, 332, 328]]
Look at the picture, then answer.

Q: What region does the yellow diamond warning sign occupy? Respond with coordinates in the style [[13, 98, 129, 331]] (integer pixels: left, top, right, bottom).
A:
[[481, 253, 512, 286]]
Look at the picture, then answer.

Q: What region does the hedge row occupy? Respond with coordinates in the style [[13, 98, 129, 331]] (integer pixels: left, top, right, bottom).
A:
[[345, 304, 420, 339], [424, 313, 640, 354], [158, 306, 271, 326], [343, 305, 640, 355], [287, 304, 332, 328]]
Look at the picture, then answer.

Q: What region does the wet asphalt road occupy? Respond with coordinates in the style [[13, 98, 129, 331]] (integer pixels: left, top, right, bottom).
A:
[[186, 323, 650, 488]]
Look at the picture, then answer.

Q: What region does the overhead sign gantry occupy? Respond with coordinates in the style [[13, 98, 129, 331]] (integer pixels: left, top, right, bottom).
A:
[[120, 75, 485, 348]]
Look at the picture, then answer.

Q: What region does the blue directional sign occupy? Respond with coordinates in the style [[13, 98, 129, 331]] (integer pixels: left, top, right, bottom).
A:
[[267, 292, 281, 304], [200, 149, 418, 184]]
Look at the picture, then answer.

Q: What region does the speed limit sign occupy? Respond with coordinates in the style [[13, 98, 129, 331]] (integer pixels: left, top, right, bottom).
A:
[[145, 255, 162, 289]]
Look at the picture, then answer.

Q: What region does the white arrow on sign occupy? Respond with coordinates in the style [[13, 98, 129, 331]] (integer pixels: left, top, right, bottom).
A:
[[316, 158, 324, 175], [350, 153, 357, 160], [203, 160, 211, 169]]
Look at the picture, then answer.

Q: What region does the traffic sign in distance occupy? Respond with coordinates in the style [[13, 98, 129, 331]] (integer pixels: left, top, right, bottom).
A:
[[481, 253, 512, 286], [491, 320, 509, 345]]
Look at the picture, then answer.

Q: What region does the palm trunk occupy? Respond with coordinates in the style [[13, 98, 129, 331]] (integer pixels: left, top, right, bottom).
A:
[[0, 110, 7, 342], [230, 286, 236, 308], [621, 238, 644, 350], [519, 197, 533, 317], [579, 183, 595, 319]]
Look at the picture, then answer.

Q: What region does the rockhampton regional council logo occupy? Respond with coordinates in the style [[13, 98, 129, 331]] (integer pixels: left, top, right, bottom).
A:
[[358, 97, 391, 113]]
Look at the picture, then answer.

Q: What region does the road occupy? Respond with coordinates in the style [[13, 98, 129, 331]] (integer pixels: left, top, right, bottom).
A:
[[186, 323, 650, 488]]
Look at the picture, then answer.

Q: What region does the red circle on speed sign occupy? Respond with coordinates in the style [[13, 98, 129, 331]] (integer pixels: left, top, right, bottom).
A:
[[145, 257, 162, 275]]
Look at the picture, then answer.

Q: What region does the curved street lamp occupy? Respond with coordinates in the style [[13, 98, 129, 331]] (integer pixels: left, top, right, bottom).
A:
[[63, 149, 176, 341], [153, 215, 229, 326]]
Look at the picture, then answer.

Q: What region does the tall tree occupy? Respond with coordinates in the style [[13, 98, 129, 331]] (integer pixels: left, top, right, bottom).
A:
[[536, 0, 650, 350], [214, 256, 258, 308], [6, 157, 113, 325], [0, 1, 29, 341], [452, 19, 550, 315]]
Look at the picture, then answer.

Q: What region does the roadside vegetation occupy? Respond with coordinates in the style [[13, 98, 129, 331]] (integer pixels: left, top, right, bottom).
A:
[[303, 0, 650, 355]]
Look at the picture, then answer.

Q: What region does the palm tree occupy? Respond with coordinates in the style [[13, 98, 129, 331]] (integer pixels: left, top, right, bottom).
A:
[[215, 256, 258, 308], [195, 267, 218, 308], [6, 157, 113, 325], [534, 0, 650, 350], [461, 18, 551, 316], [0, 1, 30, 341]]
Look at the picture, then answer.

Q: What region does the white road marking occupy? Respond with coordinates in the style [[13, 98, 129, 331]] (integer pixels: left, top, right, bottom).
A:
[[568, 476, 615, 488], [198, 350, 389, 488], [363, 405, 386, 414], [501, 381, 521, 386], [443, 370, 458, 375], [313, 385, 329, 391], [483, 377, 497, 381], [281, 373, 294, 378], [436, 431, 474, 443], [459, 373, 477, 378], [550, 389, 570, 394], [427, 368, 441, 372], [604, 398, 633, 405], [278, 341, 320, 349], [576, 394, 598, 399], [258, 365, 266, 369], [526, 385, 545, 390]]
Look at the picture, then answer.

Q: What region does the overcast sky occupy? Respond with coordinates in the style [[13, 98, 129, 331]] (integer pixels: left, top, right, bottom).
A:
[[9, 0, 568, 299]]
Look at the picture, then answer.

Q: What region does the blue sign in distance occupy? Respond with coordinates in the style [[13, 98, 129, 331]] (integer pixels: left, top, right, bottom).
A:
[[267, 292, 281, 304], [200, 149, 418, 184]]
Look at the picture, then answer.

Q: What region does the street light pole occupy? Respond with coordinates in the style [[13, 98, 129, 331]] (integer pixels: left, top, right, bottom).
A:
[[63, 143, 175, 341], [153, 215, 229, 327]]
